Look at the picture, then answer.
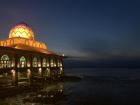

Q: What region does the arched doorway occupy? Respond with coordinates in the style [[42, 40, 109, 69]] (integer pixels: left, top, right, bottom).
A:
[[1, 55, 10, 68], [42, 58, 47, 67], [50, 58, 54, 67], [20, 56, 26, 68], [32, 57, 38, 67]]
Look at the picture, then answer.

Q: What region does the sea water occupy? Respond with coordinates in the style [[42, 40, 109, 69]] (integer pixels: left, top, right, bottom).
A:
[[0, 68, 140, 105]]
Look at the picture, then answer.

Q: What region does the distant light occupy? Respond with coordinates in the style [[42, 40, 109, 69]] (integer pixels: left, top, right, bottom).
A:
[[62, 54, 65, 57], [11, 70, 15, 74], [50, 95, 54, 98], [39, 68, 42, 71]]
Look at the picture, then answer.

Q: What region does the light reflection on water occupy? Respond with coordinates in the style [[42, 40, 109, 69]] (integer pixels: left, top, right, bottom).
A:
[[0, 82, 66, 105], [0, 68, 140, 105]]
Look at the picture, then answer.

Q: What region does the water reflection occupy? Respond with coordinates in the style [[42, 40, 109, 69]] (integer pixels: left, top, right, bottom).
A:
[[0, 83, 66, 105], [1, 68, 139, 105], [23, 83, 66, 104]]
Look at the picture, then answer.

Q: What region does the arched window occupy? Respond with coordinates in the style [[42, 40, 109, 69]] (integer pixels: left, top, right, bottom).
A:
[[11, 57, 15, 67], [53, 58, 56, 67], [4, 42, 7, 46], [32, 57, 38, 67], [33, 42, 36, 47], [59, 67, 63, 75], [46, 58, 49, 67], [38, 58, 41, 67], [59, 60, 62, 67], [20, 56, 26, 68], [50, 58, 54, 67], [39, 44, 42, 48], [7, 40, 10, 46], [42, 58, 47, 67], [1, 55, 10, 68], [57, 59, 60, 67], [26, 58, 30, 67], [25, 40, 29, 46], [10, 39, 14, 45], [0, 42, 4, 46], [37, 43, 40, 48]]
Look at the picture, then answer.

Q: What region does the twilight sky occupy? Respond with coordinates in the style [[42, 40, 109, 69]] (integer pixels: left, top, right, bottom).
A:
[[0, 0, 140, 63]]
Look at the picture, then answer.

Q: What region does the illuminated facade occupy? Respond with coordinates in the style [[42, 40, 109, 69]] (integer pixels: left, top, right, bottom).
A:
[[0, 22, 64, 85]]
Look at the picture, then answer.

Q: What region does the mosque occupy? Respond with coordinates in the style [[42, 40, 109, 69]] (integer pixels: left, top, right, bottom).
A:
[[0, 22, 64, 85]]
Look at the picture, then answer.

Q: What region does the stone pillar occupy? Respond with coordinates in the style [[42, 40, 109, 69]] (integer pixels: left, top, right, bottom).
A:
[[40, 57, 43, 77], [29, 56, 33, 85], [59, 58, 64, 77]]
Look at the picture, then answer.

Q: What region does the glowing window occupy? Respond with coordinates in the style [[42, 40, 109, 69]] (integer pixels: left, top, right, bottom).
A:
[[1, 55, 10, 68], [20, 56, 26, 68]]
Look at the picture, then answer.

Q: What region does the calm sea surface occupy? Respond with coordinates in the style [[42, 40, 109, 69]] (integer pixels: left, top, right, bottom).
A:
[[0, 68, 140, 105]]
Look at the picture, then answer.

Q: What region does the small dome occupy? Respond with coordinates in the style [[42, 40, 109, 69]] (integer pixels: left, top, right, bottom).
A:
[[9, 22, 35, 40]]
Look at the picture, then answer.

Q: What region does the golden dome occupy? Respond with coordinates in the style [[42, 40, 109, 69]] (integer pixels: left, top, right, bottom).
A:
[[9, 22, 34, 40]]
